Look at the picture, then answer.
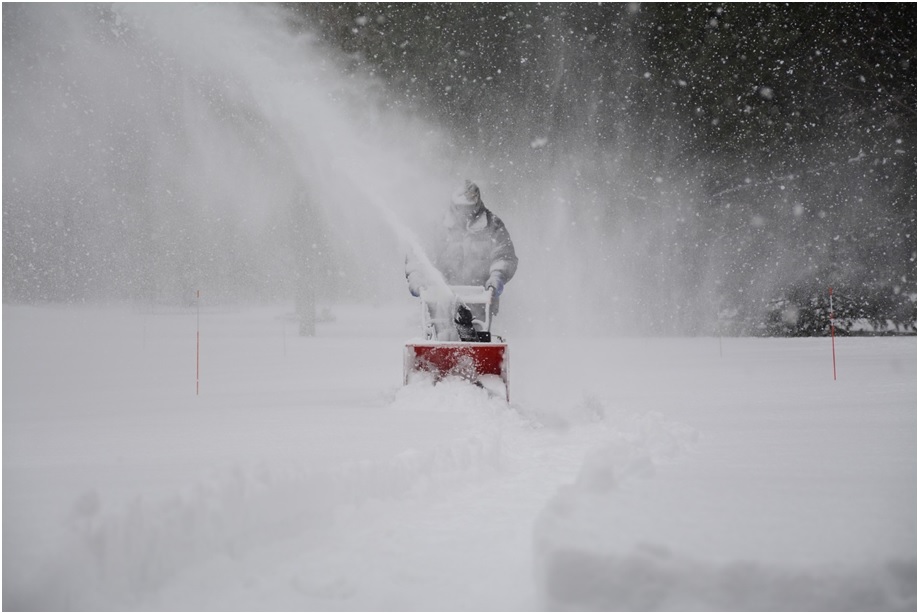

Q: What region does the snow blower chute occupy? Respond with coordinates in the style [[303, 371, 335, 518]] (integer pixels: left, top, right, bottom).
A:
[[404, 285, 509, 401]]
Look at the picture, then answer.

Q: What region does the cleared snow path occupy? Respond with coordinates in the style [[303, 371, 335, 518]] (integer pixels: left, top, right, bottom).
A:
[[136, 384, 687, 611]]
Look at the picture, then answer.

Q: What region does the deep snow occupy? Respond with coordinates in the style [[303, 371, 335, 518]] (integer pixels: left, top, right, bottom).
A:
[[3, 302, 915, 611]]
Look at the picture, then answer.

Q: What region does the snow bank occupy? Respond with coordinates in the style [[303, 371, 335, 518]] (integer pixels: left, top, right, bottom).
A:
[[533, 394, 915, 612], [538, 545, 915, 611]]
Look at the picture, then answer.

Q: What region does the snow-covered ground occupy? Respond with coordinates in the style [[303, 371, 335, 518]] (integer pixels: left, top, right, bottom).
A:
[[3, 302, 915, 611]]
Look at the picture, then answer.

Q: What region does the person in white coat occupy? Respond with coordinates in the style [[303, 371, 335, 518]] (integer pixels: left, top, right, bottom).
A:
[[405, 180, 518, 317]]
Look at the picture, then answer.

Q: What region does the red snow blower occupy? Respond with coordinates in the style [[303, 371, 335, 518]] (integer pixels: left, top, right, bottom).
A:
[[403, 285, 509, 401]]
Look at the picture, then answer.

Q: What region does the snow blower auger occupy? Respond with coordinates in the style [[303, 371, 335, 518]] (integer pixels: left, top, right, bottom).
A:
[[404, 285, 509, 401]]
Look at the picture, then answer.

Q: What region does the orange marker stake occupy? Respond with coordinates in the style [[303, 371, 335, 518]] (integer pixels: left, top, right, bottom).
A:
[[196, 289, 201, 395]]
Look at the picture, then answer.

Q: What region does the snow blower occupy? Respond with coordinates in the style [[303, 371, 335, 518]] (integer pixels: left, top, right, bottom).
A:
[[403, 285, 509, 401]]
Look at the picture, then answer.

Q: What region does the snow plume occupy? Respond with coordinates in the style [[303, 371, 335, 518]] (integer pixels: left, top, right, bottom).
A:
[[3, 4, 456, 304], [363, 190, 452, 299], [0, 2, 726, 332], [0, 3, 728, 330]]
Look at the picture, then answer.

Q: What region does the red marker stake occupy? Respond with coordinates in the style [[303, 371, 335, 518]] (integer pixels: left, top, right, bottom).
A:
[[196, 289, 201, 395], [829, 287, 837, 380]]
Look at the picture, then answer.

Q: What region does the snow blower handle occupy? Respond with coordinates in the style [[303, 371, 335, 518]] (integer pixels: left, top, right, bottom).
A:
[[484, 286, 494, 331], [418, 285, 494, 341]]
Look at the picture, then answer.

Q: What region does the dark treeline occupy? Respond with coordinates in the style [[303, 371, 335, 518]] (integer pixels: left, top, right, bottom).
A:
[[292, 2, 916, 334]]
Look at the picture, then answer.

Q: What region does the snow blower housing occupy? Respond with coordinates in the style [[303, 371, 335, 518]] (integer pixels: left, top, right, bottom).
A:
[[404, 285, 509, 401]]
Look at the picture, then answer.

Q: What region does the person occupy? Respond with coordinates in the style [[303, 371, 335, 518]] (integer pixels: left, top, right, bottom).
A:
[[406, 180, 518, 319]]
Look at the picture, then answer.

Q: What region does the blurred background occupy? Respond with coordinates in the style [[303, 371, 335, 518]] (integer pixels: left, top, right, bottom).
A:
[[3, 3, 914, 336]]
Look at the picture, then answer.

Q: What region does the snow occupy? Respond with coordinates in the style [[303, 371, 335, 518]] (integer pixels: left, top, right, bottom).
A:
[[3, 303, 915, 611]]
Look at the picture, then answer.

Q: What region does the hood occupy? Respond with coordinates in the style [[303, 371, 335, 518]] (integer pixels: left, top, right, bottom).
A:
[[446, 201, 487, 231]]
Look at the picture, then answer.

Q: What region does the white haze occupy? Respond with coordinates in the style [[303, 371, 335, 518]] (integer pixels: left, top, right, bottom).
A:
[[4, 3, 722, 336]]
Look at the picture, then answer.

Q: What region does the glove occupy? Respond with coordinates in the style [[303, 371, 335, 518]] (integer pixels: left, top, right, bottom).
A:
[[486, 274, 504, 297]]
